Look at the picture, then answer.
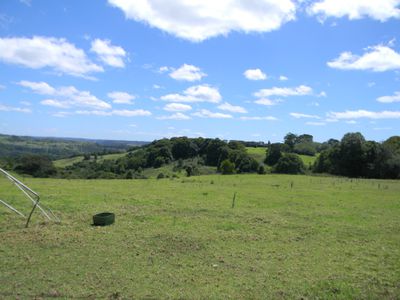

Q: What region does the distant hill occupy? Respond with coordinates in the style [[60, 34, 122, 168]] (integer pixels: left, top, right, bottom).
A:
[[0, 133, 148, 160]]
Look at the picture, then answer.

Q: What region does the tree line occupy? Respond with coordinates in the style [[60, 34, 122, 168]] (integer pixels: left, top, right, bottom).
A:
[[2, 133, 399, 179]]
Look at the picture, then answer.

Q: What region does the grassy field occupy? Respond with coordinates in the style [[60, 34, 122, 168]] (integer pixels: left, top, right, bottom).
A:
[[1, 174, 399, 299], [54, 152, 127, 168], [246, 147, 317, 167]]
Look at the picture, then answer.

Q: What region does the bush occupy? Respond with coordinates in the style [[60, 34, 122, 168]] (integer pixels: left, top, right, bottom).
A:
[[273, 153, 305, 174], [257, 165, 266, 174], [14, 155, 56, 177], [220, 159, 235, 175], [157, 172, 165, 179]]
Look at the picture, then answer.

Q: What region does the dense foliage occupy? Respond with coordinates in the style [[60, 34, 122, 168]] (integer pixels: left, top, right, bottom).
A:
[[313, 133, 400, 179]]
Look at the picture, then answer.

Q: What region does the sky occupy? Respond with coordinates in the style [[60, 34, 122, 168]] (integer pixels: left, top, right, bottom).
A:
[[0, 0, 399, 143]]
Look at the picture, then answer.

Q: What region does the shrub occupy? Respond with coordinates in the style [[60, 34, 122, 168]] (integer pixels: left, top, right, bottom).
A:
[[157, 172, 165, 179], [273, 153, 305, 174], [220, 159, 235, 175]]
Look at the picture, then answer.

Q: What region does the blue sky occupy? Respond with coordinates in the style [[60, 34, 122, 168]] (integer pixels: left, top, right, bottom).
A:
[[0, 0, 399, 142]]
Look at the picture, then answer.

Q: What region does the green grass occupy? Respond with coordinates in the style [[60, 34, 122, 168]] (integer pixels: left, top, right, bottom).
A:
[[54, 152, 127, 168], [1, 174, 399, 299], [246, 147, 267, 163], [246, 147, 317, 166]]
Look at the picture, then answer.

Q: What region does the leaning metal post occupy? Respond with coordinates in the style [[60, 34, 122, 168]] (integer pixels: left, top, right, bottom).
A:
[[0, 168, 59, 227]]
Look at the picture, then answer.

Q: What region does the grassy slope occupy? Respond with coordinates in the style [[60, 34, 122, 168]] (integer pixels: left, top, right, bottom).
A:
[[246, 147, 317, 166], [1, 174, 399, 299], [54, 152, 127, 168]]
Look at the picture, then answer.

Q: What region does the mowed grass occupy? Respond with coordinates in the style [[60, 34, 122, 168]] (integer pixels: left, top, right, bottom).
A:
[[0, 174, 399, 299]]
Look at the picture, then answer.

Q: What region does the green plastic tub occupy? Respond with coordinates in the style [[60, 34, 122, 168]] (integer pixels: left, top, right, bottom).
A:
[[93, 212, 115, 226]]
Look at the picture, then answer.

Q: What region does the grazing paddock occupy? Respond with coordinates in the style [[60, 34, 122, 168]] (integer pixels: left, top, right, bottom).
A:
[[0, 174, 399, 299]]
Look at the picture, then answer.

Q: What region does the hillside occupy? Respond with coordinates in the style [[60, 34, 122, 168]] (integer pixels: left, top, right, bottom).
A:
[[0, 133, 148, 160]]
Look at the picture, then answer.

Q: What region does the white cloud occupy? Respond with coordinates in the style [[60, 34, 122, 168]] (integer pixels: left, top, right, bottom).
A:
[[19, 80, 111, 110], [346, 120, 357, 124], [328, 45, 400, 72], [169, 64, 206, 81], [240, 116, 277, 121], [158, 112, 191, 120], [308, 0, 400, 22], [18, 80, 56, 94], [108, 0, 297, 42], [328, 110, 400, 119], [161, 85, 222, 103], [0, 84, 5, 90], [158, 66, 170, 73], [192, 109, 232, 119], [279, 75, 288, 81], [0, 103, 31, 113], [317, 91, 327, 97], [52, 111, 71, 118], [217, 102, 247, 113], [90, 39, 127, 68], [290, 112, 321, 119], [377, 91, 400, 103], [76, 109, 151, 117], [112, 109, 151, 117], [164, 103, 192, 112], [0, 36, 103, 77], [254, 85, 313, 97], [41, 99, 70, 108], [244, 69, 267, 80], [107, 91, 135, 104], [254, 98, 279, 106], [306, 121, 326, 126]]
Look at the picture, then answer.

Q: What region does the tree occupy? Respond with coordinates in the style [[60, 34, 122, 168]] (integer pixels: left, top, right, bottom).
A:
[[339, 132, 366, 177], [273, 153, 305, 174], [220, 159, 235, 174], [14, 155, 56, 177], [284, 133, 297, 152], [265, 143, 282, 166]]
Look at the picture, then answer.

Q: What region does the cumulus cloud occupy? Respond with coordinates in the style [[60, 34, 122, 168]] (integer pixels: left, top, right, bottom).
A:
[[254, 98, 279, 106], [290, 112, 321, 119], [19, 80, 111, 110], [90, 39, 127, 68], [108, 91, 135, 104], [192, 109, 232, 119], [157, 112, 191, 120], [254, 85, 313, 97], [328, 110, 400, 119], [377, 91, 400, 103], [0, 103, 31, 113], [217, 102, 247, 113], [0, 36, 103, 77], [240, 116, 277, 121], [108, 0, 297, 42], [161, 85, 222, 103], [164, 103, 192, 112], [328, 45, 400, 72], [279, 75, 288, 81], [41, 99, 70, 108], [76, 109, 151, 117], [244, 68, 267, 80], [169, 64, 206, 81], [308, 0, 400, 22]]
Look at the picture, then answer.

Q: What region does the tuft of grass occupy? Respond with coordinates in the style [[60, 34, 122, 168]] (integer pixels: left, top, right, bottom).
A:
[[0, 174, 399, 299]]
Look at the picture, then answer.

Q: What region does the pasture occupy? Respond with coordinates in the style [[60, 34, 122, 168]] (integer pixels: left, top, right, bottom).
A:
[[0, 174, 399, 299]]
